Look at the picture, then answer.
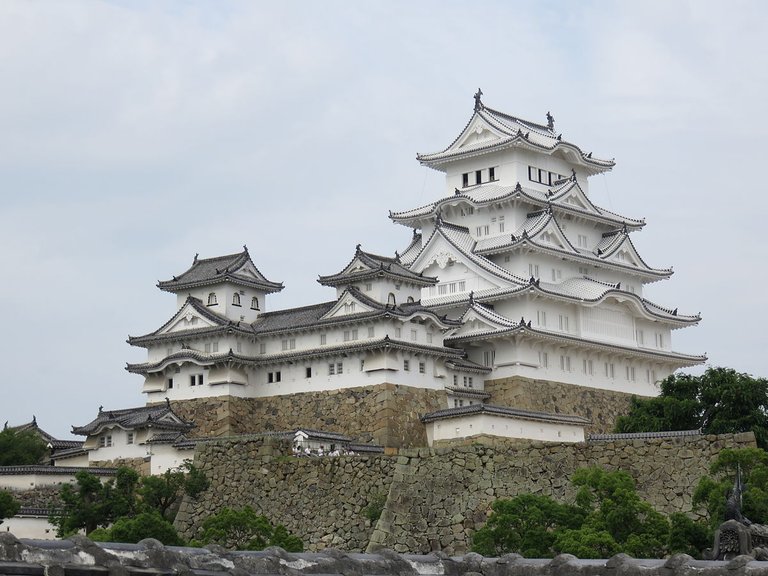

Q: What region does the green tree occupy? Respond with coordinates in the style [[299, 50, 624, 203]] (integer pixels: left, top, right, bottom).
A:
[[472, 494, 584, 557], [693, 448, 768, 530], [615, 368, 768, 449], [0, 428, 48, 465], [90, 511, 184, 546], [562, 467, 670, 558], [52, 469, 113, 536], [472, 468, 670, 559], [0, 490, 20, 524], [195, 506, 303, 552]]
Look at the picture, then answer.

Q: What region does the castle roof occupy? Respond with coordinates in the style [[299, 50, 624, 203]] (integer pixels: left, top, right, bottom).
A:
[[416, 94, 614, 175], [391, 180, 643, 230], [420, 403, 591, 426], [318, 245, 437, 287], [128, 295, 254, 347], [71, 403, 194, 437], [7, 419, 82, 452], [157, 248, 283, 294]]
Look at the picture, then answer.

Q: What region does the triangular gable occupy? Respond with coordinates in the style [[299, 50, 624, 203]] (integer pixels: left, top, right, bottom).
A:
[[601, 234, 648, 269], [451, 306, 516, 338], [409, 231, 505, 292], [454, 117, 506, 151], [231, 259, 272, 284], [528, 217, 577, 253], [320, 290, 379, 320], [551, 181, 601, 215], [157, 300, 225, 336]]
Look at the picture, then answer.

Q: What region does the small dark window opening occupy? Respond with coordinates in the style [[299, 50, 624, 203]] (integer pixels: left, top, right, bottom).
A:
[[167, 378, 174, 389], [305, 367, 312, 378], [489, 167, 496, 181], [475, 170, 482, 184], [462, 172, 469, 187]]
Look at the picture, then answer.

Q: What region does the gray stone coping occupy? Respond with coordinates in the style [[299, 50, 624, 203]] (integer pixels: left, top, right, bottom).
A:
[[1, 534, 768, 576]]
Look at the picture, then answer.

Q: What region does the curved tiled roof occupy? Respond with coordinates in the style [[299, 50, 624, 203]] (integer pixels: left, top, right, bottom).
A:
[[409, 220, 528, 286], [128, 296, 254, 346], [318, 245, 437, 287], [587, 429, 702, 442], [390, 179, 643, 230], [416, 101, 614, 174], [157, 248, 283, 294], [420, 403, 591, 425], [444, 321, 706, 367], [0, 465, 116, 476], [71, 404, 194, 437]]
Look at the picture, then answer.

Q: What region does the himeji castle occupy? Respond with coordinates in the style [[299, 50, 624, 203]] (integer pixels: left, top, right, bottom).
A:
[[68, 91, 704, 460]]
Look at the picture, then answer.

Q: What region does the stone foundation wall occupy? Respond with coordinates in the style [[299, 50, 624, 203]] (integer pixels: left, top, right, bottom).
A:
[[176, 432, 756, 555], [175, 437, 396, 550], [166, 384, 447, 447], [484, 376, 637, 434]]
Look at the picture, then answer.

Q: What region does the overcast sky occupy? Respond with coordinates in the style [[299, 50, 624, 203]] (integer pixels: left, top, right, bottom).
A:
[[1, 1, 766, 439]]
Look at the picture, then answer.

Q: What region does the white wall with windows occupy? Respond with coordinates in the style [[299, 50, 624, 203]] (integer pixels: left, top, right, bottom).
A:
[[425, 412, 586, 446]]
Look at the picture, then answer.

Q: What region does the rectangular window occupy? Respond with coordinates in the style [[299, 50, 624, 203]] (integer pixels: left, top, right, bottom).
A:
[[212, 342, 219, 353], [462, 172, 469, 187], [328, 363, 335, 375], [438, 284, 447, 295], [489, 167, 496, 181], [320, 333, 327, 345], [636, 330, 644, 346], [167, 347, 173, 356], [449, 282, 457, 293], [626, 366, 636, 381], [368, 327, 375, 338], [259, 343, 266, 354], [337, 362, 343, 374], [167, 378, 174, 389], [426, 332, 433, 344], [578, 234, 588, 248], [558, 315, 569, 332], [578, 266, 589, 275], [236, 342, 242, 353], [537, 310, 547, 327], [458, 280, 466, 292], [343, 330, 350, 342], [498, 216, 504, 233], [419, 362, 426, 374], [551, 268, 562, 281], [365, 282, 372, 291], [204, 343, 211, 353], [190, 375, 196, 387], [411, 329, 417, 341], [605, 363, 615, 379], [475, 169, 482, 185], [483, 350, 495, 367], [305, 367, 312, 378], [476, 226, 483, 237], [656, 333, 665, 348], [467, 377, 473, 388], [539, 351, 549, 368], [403, 359, 410, 371], [351, 329, 358, 340], [395, 327, 401, 338], [560, 355, 571, 372], [127, 432, 134, 445], [529, 263, 539, 278], [453, 375, 458, 386], [583, 359, 594, 375], [360, 359, 365, 371]]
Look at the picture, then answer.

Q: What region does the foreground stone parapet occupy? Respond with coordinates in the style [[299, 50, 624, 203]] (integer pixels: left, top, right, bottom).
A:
[[2, 534, 768, 576]]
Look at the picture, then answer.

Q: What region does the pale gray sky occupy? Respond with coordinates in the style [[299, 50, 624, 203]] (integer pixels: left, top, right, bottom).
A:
[[1, 1, 765, 439]]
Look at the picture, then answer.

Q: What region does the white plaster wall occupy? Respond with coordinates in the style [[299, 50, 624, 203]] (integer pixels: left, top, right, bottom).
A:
[[426, 412, 585, 446], [2, 517, 57, 539], [175, 284, 265, 322], [52, 452, 89, 467], [0, 472, 76, 490], [148, 445, 192, 475], [85, 428, 148, 462]]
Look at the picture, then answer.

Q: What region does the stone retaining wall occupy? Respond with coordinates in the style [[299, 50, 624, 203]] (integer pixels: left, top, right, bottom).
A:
[[484, 376, 637, 434], [167, 384, 447, 447], [176, 432, 756, 554], [175, 436, 397, 550]]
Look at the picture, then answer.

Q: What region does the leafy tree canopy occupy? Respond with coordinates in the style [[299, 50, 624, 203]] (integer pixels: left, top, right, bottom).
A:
[[472, 467, 671, 559], [51, 461, 209, 538], [0, 490, 20, 523], [0, 428, 48, 466], [615, 368, 768, 449], [693, 448, 768, 531], [90, 511, 184, 546], [194, 506, 303, 552]]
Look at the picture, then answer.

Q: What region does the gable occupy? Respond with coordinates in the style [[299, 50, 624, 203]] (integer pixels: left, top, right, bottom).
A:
[[158, 302, 222, 335], [451, 309, 513, 338], [456, 119, 505, 150], [320, 291, 378, 320]]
